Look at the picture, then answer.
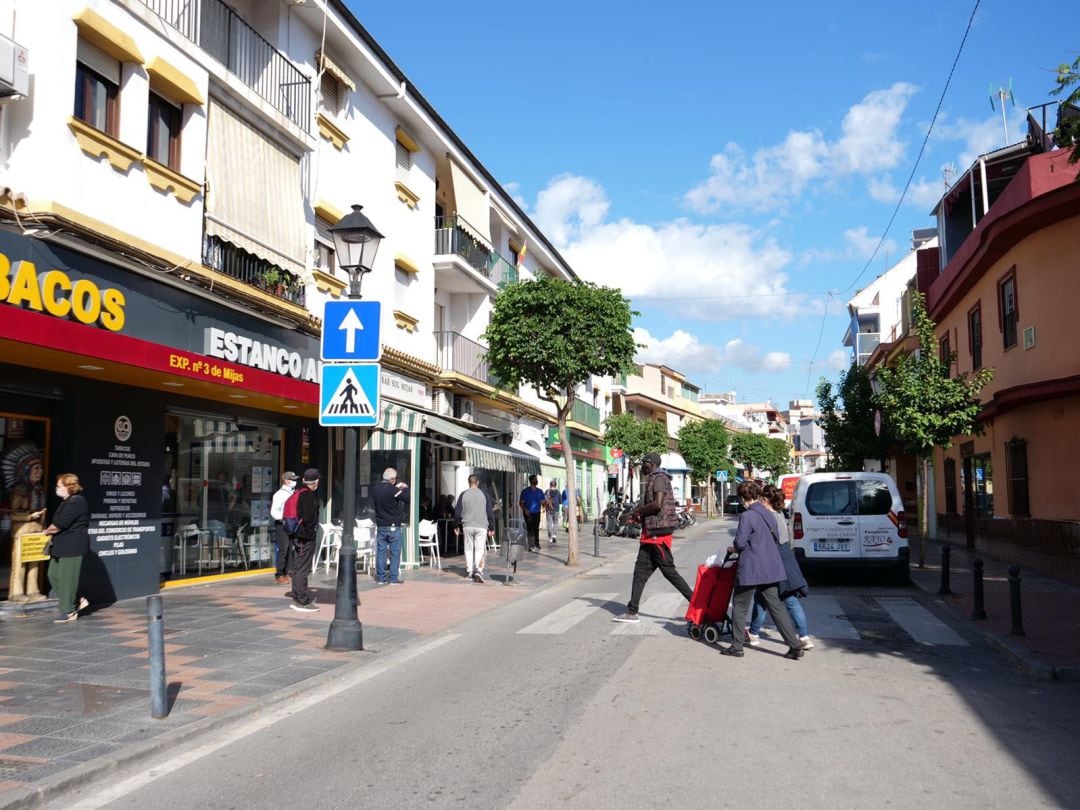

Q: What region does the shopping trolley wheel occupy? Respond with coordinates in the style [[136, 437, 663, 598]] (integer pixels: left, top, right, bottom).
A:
[[687, 622, 702, 640], [703, 624, 720, 644]]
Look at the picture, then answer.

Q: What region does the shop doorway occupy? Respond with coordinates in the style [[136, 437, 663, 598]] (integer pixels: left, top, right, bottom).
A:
[[0, 412, 51, 602]]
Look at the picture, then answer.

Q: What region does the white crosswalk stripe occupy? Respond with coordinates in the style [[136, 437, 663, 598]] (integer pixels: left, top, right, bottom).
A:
[[518, 593, 619, 635], [610, 593, 687, 636], [801, 595, 862, 640], [875, 597, 968, 646]]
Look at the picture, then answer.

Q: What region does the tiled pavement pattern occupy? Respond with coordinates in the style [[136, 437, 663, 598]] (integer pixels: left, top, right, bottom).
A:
[[0, 535, 626, 800]]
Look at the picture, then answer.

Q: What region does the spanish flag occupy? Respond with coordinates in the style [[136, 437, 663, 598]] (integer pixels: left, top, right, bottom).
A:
[[516, 241, 527, 267]]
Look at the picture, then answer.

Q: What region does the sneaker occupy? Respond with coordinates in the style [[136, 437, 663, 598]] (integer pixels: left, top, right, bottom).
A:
[[390, 580, 404, 585], [53, 612, 78, 623], [473, 571, 485, 584], [284, 591, 296, 599], [784, 647, 804, 660], [549, 538, 557, 544], [720, 645, 744, 657], [746, 632, 761, 647], [612, 613, 639, 623], [800, 636, 815, 650], [77, 597, 90, 613], [290, 601, 319, 613], [757, 627, 772, 639]]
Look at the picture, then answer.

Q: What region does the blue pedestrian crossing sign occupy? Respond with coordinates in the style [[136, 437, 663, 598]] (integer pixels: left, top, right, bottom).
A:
[[715, 470, 729, 482], [321, 301, 381, 361], [319, 364, 380, 426]]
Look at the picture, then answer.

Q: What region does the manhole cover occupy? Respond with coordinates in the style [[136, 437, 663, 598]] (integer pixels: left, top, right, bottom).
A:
[[0, 756, 41, 777]]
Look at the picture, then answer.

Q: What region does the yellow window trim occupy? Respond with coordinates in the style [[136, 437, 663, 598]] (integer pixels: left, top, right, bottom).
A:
[[315, 50, 356, 92], [67, 116, 142, 173], [394, 253, 420, 275], [73, 7, 143, 64], [143, 157, 202, 204], [313, 268, 345, 298], [146, 56, 204, 106], [393, 310, 419, 333], [316, 112, 348, 150], [395, 181, 420, 210], [395, 126, 421, 153], [314, 199, 344, 225]]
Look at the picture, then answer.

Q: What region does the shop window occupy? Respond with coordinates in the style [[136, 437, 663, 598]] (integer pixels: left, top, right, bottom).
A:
[[968, 303, 982, 370], [147, 91, 182, 171], [943, 457, 957, 514], [1005, 438, 1029, 517], [74, 39, 119, 137], [999, 272, 1018, 351]]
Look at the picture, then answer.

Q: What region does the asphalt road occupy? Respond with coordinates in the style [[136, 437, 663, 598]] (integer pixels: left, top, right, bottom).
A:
[[46, 520, 1080, 809]]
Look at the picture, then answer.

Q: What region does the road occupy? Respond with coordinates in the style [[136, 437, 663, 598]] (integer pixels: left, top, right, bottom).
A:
[[47, 521, 1080, 809]]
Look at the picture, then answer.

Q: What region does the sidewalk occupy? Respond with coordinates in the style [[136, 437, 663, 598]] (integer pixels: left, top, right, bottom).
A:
[[0, 530, 639, 808], [908, 533, 1080, 682]]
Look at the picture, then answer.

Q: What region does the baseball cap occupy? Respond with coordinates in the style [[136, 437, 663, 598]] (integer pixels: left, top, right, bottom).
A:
[[282, 471, 298, 482], [642, 452, 662, 468], [302, 468, 321, 482]]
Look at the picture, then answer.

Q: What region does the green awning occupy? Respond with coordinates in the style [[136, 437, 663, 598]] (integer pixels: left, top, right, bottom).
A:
[[425, 414, 540, 475], [366, 401, 424, 451]]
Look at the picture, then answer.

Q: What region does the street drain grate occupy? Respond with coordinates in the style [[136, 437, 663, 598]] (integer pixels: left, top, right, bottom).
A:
[[0, 757, 41, 777], [864, 596, 920, 608]]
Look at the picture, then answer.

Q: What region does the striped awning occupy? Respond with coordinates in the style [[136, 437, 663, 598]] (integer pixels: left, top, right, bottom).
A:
[[425, 414, 540, 475], [366, 401, 424, 451], [191, 419, 253, 454]]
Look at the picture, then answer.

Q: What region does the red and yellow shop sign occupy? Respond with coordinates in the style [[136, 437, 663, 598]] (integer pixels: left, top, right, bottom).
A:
[[0, 252, 126, 331]]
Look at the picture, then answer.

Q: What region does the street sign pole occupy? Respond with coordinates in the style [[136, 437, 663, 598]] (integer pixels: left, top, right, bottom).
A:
[[327, 426, 363, 651]]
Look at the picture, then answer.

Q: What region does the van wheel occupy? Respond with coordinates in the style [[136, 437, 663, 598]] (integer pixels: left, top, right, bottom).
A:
[[891, 560, 910, 585]]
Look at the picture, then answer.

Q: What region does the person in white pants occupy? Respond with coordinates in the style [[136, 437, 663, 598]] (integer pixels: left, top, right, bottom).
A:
[[453, 474, 496, 583]]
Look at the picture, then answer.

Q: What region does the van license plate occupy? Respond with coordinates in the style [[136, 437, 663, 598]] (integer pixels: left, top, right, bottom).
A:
[[813, 542, 849, 552]]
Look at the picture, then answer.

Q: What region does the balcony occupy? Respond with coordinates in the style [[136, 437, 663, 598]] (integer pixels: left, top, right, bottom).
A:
[[855, 332, 880, 365], [434, 331, 495, 385], [570, 400, 601, 431], [140, 0, 311, 132], [203, 235, 306, 306], [433, 216, 519, 293]]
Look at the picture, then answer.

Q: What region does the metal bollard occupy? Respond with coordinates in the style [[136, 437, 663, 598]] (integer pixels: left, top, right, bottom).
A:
[[593, 518, 600, 558], [971, 558, 987, 620], [938, 544, 952, 595], [1008, 566, 1026, 637], [147, 595, 168, 719]]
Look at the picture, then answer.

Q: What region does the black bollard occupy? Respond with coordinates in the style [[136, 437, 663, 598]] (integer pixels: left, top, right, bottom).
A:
[[147, 595, 167, 719], [593, 517, 600, 558], [971, 558, 987, 620], [938, 544, 952, 595], [1008, 566, 1025, 637]]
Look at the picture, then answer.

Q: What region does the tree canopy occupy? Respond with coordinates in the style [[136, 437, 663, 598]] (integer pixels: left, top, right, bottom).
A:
[[816, 363, 882, 471], [761, 437, 792, 477], [484, 277, 637, 565], [676, 419, 730, 484], [603, 413, 669, 469], [728, 433, 769, 478], [1052, 55, 1080, 166]]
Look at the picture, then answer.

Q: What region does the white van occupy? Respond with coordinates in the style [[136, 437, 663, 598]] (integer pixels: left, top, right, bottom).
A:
[[788, 472, 908, 582]]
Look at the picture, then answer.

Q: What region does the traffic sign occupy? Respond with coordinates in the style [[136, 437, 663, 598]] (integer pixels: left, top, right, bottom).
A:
[[319, 364, 380, 426], [715, 470, 729, 482], [321, 301, 381, 361]]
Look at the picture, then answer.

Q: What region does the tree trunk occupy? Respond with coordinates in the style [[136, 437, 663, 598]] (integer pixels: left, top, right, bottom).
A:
[[559, 415, 578, 566]]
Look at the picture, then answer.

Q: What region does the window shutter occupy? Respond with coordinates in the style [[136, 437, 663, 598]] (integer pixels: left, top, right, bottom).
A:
[[396, 140, 411, 174], [320, 72, 339, 112], [77, 38, 121, 85]]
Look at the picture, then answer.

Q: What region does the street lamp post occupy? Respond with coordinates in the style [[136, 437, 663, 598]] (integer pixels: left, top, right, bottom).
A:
[[326, 205, 384, 652]]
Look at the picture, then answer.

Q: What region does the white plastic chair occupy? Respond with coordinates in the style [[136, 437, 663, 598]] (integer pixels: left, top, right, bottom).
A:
[[355, 519, 375, 573], [418, 519, 440, 569], [173, 524, 204, 575], [314, 522, 342, 574]]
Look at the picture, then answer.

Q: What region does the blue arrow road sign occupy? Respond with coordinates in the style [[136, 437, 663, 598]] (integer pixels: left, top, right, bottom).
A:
[[319, 363, 380, 427], [321, 301, 381, 361]]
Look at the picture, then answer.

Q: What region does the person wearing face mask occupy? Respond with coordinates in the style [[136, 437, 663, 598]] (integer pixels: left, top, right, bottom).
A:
[[269, 471, 299, 584], [31, 473, 91, 624]]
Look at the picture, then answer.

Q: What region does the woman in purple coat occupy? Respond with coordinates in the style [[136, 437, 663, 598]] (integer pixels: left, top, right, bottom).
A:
[[721, 481, 804, 660]]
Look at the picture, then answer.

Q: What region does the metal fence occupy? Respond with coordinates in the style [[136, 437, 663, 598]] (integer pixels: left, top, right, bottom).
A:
[[140, 0, 311, 131], [434, 216, 518, 286], [203, 235, 305, 306], [434, 331, 492, 383]]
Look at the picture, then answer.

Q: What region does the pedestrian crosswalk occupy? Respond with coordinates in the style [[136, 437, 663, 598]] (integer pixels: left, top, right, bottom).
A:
[[517, 591, 969, 647]]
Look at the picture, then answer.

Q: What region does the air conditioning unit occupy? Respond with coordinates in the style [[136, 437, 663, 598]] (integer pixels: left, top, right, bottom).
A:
[[455, 398, 475, 422], [434, 390, 453, 417], [0, 34, 29, 99]]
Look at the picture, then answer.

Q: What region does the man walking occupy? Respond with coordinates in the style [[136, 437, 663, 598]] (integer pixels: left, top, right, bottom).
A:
[[519, 474, 545, 552], [287, 468, 321, 612], [612, 452, 694, 623], [454, 474, 495, 583], [544, 478, 561, 545], [269, 471, 298, 584], [372, 467, 409, 584]]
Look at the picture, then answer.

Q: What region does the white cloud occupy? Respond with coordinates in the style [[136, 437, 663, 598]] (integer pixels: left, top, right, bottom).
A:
[[685, 82, 919, 213], [533, 175, 797, 320], [634, 328, 792, 375], [800, 225, 899, 264], [826, 348, 851, 371], [502, 181, 528, 211]]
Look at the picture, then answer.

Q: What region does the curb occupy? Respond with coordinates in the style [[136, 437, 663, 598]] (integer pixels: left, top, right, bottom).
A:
[[0, 538, 640, 810]]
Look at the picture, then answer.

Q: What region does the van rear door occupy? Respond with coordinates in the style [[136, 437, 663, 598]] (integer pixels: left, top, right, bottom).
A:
[[801, 478, 859, 561], [855, 478, 901, 560]]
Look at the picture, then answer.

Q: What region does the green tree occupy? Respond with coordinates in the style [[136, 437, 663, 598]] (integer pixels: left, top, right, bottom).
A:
[[484, 277, 636, 565], [1052, 55, 1080, 166], [729, 432, 771, 478], [603, 413, 668, 500], [873, 291, 994, 565], [762, 437, 792, 478], [816, 363, 882, 471], [676, 419, 729, 516]]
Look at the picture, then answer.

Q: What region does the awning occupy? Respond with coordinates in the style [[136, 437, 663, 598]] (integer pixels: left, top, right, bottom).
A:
[[448, 156, 491, 246], [426, 414, 539, 475], [366, 401, 424, 451], [511, 438, 565, 484], [660, 452, 690, 472]]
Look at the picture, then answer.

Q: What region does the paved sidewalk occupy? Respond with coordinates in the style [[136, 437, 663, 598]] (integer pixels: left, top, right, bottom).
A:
[[0, 530, 639, 807], [908, 533, 1080, 681]]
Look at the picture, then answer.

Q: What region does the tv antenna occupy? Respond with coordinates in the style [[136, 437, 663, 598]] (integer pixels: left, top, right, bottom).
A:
[[989, 79, 1015, 144]]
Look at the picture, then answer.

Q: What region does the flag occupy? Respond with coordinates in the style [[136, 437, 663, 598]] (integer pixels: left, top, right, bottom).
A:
[[516, 241, 527, 267]]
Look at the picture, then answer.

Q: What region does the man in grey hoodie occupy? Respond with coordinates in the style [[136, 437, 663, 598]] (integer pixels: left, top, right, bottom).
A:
[[454, 474, 496, 583]]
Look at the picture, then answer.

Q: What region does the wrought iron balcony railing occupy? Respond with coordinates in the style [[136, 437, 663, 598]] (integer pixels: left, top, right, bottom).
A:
[[434, 216, 518, 286], [434, 331, 493, 384], [203, 235, 306, 306]]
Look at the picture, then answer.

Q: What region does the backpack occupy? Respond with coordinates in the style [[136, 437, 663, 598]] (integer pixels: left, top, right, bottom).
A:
[[282, 488, 303, 534]]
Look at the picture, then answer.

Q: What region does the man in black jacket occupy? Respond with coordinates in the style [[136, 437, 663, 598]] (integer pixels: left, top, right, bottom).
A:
[[287, 468, 322, 612], [372, 467, 409, 584]]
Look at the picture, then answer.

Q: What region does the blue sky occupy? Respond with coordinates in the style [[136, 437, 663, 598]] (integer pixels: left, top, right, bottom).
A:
[[349, 0, 1074, 407]]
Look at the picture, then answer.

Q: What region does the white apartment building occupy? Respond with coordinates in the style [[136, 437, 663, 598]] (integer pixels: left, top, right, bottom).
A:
[[0, 0, 589, 599]]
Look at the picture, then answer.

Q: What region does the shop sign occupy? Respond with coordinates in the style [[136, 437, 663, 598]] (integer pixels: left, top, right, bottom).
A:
[[17, 533, 50, 564], [381, 369, 429, 409], [0, 252, 126, 331], [87, 413, 158, 558], [204, 327, 320, 382]]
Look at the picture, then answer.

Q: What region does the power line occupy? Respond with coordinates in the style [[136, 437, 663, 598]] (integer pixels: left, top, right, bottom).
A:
[[631, 290, 831, 302], [803, 292, 833, 396], [837, 0, 981, 297]]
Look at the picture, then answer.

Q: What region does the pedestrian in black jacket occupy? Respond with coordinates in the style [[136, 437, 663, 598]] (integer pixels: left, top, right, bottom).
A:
[[287, 468, 322, 612], [33, 473, 91, 623]]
